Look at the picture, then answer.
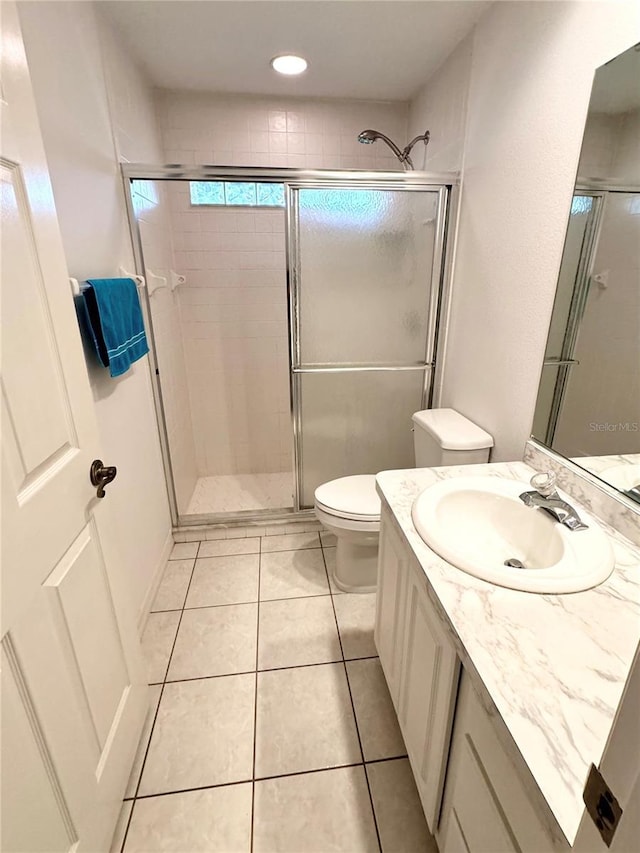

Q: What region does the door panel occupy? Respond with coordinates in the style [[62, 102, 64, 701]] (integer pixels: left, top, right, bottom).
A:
[[398, 567, 460, 832], [1, 647, 75, 853], [43, 525, 130, 749], [0, 162, 76, 470], [297, 368, 427, 506], [447, 737, 518, 853], [1, 5, 147, 851], [438, 675, 559, 853], [374, 509, 409, 705]]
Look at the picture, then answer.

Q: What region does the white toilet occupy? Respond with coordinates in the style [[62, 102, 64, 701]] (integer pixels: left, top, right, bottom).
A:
[[314, 408, 494, 593]]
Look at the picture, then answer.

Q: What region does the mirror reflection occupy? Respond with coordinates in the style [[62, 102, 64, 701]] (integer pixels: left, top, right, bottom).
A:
[[532, 43, 640, 502]]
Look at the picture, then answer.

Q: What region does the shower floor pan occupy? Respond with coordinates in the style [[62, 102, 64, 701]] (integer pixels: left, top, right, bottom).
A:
[[186, 472, 294, 515]]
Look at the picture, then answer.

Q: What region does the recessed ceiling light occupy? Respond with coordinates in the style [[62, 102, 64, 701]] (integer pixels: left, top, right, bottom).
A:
[[271, 55, 308, 76]]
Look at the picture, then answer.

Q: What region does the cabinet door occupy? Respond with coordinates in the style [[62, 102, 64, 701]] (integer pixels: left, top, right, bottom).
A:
[[397, 563, 460, 832], [375, 510, 409, 708], [438, 675, 559, 853]]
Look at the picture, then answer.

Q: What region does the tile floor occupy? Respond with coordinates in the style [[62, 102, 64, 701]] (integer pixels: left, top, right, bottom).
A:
[[186, 473, 294, 514], [115, 531, 436, 853]]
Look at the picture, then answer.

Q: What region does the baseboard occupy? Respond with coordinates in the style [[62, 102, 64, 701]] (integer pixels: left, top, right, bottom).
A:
[[136, 529, 173, 635]]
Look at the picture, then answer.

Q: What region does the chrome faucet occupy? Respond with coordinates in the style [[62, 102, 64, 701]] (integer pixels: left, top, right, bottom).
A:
[[519, 471, 588, 531], [626, 483, 640, 503]]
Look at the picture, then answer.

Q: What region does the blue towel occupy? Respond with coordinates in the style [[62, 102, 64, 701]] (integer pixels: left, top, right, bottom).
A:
[[81, 278, 149, 377]]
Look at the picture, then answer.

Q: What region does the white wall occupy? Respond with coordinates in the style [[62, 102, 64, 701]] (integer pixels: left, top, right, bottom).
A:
[[19, 1, 172, 620], [408, 33, 473, 173], [413, 0, 640, 461]]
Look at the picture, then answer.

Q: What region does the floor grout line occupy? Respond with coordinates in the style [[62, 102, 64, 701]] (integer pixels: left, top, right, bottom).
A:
[[124, 753, 411, 803], [156, 654, 380, 685], [196, 545, 322, 558], [321, 545, 384, 853], [249, 535, 263, 853], [150, 588, 341, 616]]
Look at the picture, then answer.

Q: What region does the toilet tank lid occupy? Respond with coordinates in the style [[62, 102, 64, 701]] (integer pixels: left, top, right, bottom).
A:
[[411, 408, 494, 451]]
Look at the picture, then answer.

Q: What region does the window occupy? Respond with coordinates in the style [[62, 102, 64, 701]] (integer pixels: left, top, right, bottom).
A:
[[190, 181, 285, 208], [570, 195, 593, 216]]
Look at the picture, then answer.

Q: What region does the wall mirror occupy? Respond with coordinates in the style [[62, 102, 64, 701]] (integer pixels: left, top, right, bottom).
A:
[[532, 42, 640, 503]]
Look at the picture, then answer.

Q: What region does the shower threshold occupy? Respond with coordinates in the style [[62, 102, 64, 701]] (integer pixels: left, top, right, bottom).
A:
[[186, 472, 294, 515]]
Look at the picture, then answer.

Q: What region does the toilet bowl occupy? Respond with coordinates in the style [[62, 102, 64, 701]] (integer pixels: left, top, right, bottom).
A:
[[315, 475, 381, 593], [314, 409, 494, 593]]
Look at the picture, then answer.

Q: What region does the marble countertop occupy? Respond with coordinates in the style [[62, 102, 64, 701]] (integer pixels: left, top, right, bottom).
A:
[[575, 453, 640, 493], [376, 461, 640, 847]]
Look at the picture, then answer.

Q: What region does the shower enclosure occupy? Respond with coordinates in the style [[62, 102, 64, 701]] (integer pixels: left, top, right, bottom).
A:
[[534, 183, 640, 455], [123, 166, 454, 527]]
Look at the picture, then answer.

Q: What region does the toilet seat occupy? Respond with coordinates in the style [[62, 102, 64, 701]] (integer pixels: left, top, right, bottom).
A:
[[314, 475, 381, 522]]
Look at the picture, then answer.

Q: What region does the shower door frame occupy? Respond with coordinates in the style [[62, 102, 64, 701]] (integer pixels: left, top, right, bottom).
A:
[[121, 164, 458, 528], [287, 179, 450, 511], [542, 188, 605, 446], [543, 179, 640, 446]]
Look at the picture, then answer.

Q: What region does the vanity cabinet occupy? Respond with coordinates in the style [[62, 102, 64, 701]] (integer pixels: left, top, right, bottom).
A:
[[437, 674, 562, 853], [375, 508, 562, 852], [375, 508, 460, 832]]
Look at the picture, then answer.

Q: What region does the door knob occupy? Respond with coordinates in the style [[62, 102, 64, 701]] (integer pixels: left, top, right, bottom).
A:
[[90, 459, 117, 498]]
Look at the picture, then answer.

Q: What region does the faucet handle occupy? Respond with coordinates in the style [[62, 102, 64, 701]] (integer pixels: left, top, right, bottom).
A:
[[530, 471, 556, 497]]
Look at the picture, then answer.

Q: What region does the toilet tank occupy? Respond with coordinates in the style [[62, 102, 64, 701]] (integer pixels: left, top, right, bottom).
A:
[[412, 408, 494, 467]]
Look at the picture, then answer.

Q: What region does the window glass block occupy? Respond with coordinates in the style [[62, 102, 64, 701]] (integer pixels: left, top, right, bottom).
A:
[[256, 183, 286, 207], [190, 181, 225, 205], [224, 182, 257, 206], [130, 179, 158, 214], [189, 180, 285, 208], [570, 195, 593, 216]]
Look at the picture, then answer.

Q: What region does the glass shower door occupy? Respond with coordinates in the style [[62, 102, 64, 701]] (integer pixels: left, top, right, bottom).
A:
[[553, 191, 640, 456], [290, 185, 448, 507], [534, 193, 602, 444]]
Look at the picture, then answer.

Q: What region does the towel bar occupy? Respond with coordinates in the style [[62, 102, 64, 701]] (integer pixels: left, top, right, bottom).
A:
[[69, 274, 146, 296]]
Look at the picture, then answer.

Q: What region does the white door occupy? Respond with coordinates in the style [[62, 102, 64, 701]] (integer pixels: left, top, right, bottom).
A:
[[1, 4, 148, 851]]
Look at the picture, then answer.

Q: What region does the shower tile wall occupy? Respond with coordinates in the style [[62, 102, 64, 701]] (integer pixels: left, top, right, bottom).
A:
[[169, 185, 290, 477], [155, 92, 409, 496], [155, 91, 408, 171], [131, 180, 198, 513]]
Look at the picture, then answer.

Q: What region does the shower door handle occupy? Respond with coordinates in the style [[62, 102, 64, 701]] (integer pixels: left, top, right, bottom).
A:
[[90, 459, 117, 498]]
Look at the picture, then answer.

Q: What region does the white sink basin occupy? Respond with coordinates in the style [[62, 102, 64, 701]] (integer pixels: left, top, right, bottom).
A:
[[411, 477, 614, 593]]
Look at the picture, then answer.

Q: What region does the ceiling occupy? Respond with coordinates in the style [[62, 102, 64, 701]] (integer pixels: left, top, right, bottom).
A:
[[101, 1, 491, 101]]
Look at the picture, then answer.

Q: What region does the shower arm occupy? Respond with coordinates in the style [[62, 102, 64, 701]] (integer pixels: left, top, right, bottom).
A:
[[370, 132, 406, 164], [400, 131, 431, 169]]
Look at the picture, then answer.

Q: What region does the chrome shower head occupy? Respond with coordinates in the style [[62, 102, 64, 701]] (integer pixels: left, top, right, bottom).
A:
[[357, 129, 381, 144], [356, 128, 430, 170]]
